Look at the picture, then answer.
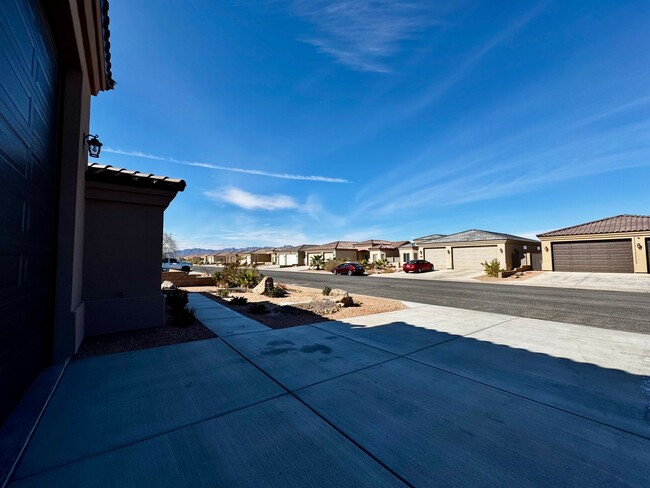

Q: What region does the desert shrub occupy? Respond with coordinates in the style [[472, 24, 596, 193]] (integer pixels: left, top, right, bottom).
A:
[[324, 258, 346, 272], [212, 271, 222, 283], [360, 259, 369, 266], [238, 268, 262, 288], [170, 306, 196, 327], [264, 286, 287, 298], [248, 303, 269, 314], [373, 258, 388, 267], [310, 255, 324, 270], [322, 285, 332, 296], [165, 289, 188, 309], [217, 289, 230, 298], [482, 259, 503, 277], [230, 296, 248, 306]]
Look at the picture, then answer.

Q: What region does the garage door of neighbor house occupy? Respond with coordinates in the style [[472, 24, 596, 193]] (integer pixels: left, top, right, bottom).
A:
[[0, 0, 60, 423], [286, 254, 298, 266], [452, 246, 500, 270], [552, 240, 633, 273], [424, 248, 447, 271]]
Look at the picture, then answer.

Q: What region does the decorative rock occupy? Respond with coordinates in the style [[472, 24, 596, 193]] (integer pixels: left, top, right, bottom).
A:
[[253, 276, 274, 294], [161, 280, 177, 290], [329, 288, 349, 297], [339, 295, 354, 307]]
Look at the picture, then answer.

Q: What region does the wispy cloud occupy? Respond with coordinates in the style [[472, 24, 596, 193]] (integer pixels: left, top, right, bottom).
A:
[[102, 148, 350, 183], [204, 186, 321, 216], [292, 0, 439, 73]]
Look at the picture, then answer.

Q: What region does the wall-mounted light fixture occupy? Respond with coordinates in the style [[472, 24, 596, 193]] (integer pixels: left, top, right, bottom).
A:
[[544, 246, 549, 252], [500, 248, 504, 253], [637, 243, 643, 250], [84, 133, 103, 158], [447, 249, 450, 254]]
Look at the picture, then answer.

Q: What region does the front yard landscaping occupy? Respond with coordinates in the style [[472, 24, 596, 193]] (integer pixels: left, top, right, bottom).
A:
[[195, 283, 405, 329]]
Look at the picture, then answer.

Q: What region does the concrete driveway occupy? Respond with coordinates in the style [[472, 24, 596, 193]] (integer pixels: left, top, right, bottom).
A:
[[7, 294, 650, 487], [514, 271, 650, 293]]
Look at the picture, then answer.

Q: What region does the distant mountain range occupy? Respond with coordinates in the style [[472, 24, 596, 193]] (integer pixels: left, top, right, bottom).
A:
[[176, 246, 292, 256]]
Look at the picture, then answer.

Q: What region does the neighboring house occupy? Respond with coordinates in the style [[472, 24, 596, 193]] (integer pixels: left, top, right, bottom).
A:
[[214, 251, 230, 264], [251, 248, 274, 265], [537, 215, 650, 273], [417, 230, 541, 271], [0, 0, 118, 423], [353, 240, 393, 262], [84, 164, 185, 336], [275, 245, 314, 266], [305, 241, 359, 265], [399, 242, 419, 267], [368, 241, 411, 264]]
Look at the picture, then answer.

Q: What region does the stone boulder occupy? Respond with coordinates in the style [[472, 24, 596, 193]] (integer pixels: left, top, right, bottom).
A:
[[161, 280, 177, 291], [329, 288, 349, 298], [253, 276, 274, 295]]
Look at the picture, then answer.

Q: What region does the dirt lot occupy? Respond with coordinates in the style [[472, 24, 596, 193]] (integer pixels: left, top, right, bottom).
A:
[[194, 284, 405, 329]]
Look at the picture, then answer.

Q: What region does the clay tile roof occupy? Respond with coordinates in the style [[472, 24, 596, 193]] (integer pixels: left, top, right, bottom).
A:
[[87, 163, 186, 191], [413, 233, 446, 243], [100, 0, 116, 90], [369, 240, 410, 250], [537, 215, 650, 237], [426, 229, 539, 243]]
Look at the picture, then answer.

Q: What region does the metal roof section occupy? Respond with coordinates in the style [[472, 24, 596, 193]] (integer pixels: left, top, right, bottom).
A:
[[87, 163, 186, 191], [538, 215, 650, 237]]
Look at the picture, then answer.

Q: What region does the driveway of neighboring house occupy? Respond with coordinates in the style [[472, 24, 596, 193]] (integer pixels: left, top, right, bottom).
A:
[[511, 271, 650, 293], [7, 294, 650, 487]]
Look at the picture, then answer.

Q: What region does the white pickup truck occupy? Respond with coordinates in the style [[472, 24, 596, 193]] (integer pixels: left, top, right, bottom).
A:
[[162, 257, 192, 273]]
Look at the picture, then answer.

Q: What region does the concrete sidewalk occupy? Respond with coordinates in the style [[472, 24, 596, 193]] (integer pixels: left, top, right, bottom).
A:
[[7, 294, 650, 487]]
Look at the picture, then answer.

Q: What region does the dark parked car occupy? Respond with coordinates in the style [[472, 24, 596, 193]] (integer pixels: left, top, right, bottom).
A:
[[332, 262, 365, 276], [403, 259, 433, 273]]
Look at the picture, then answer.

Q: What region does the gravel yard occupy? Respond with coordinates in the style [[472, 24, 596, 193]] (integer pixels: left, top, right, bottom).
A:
[[195, 284, 405, 329]]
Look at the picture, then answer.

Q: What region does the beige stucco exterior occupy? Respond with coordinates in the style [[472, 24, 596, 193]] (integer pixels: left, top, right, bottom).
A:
[[539, 232, 649, 273], [83, 181, 179, 336], [419, 240, 540, 271]]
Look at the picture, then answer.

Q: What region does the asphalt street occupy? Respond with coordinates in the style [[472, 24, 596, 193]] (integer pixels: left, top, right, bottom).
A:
[[255, 269, 650, 334]]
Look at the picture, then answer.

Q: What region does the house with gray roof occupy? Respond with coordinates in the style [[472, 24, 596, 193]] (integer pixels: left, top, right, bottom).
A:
[[274, 245, 315, 266], [537, 215, 650, 273], [417, 229, 540, 271]]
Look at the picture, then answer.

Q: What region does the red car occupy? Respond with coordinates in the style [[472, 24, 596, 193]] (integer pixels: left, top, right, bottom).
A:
[[403, 259, 433, 273], [332, 262, 365, 276]]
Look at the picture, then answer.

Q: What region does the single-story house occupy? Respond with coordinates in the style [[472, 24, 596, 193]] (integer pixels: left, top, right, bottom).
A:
[[213, 251, 230, 264], [305, 241, 359, 266], [368, 241, 411, 264], [417, 230, 541, 271], [537, 214, 650, 273], [275, 245, 314, 266], [353, 240, 393, 262], [250, 248, 273, 265]]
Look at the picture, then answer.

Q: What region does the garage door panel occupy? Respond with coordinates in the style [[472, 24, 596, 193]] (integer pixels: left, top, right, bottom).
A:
[[0, 0, 58, 423], [552, 241, 633, 273], [424, 248, 446, 270], [452, 246, 500, 270]]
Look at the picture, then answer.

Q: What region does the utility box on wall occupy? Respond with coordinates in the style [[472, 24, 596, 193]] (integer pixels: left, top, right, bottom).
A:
[[82, 164, 185, 336]]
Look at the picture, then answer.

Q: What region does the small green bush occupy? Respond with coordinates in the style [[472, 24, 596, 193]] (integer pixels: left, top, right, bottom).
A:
[[482, 259, 503, 277], [322, 285, 332, 296], [217, 289, 230, 298], [264, 286, 287, 298], [165, 289, 188, 309], [230, 296, 248, 306], [171, 306, 196, 328], [248, 303, 269, 314], [238, 268, 262, 288]]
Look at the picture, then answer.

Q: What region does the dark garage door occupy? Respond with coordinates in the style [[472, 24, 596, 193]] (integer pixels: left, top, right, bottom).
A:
[[552, 240, 633, 273], [0, 0, 59, 423]]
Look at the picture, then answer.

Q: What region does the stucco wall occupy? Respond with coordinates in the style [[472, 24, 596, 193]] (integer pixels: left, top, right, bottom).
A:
[[83, 182, 176, 335], [334, 249, 358, 261]]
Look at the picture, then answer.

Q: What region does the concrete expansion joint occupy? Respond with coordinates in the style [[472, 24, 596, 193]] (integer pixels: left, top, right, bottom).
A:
[[9, 391, 290, 483], [3, 358, 70, 488], [404, 355, 650, 443], [218, 338, 414, 487]]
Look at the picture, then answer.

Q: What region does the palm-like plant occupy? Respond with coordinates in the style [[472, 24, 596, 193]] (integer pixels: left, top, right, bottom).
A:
[[310, 255, 324, 270]]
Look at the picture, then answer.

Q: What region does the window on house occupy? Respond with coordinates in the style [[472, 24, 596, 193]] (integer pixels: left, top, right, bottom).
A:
[[403, 253, 410, 261]]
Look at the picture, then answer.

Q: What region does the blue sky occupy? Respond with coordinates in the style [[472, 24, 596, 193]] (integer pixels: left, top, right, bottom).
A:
[[92, 0, 650, 249]]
